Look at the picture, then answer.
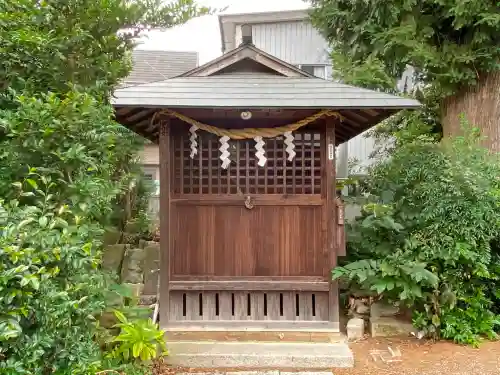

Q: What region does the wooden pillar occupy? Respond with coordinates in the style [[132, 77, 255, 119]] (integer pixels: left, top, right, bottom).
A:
[[159, 119, 171, 327], [325, 117, 340, 328]]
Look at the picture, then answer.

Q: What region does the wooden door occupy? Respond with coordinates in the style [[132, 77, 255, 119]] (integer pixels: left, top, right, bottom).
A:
[[166, 124, 337, 328]]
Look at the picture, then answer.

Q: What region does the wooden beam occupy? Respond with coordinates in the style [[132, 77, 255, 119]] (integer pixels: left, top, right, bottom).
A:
[[170, 275, 326, 281], [159, 118, 171, 327], [324, 117, 339, 326], [170, 280, 330, 292], [171, 194, 324, 206]]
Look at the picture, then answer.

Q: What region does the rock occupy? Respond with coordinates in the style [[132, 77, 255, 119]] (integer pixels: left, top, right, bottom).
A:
[[140, 294, 157, 305], [370, 301, 400, 318], [143, 243, 160, 295], [102, 244, 128, 274], [370, 317, 414, 337], [124, 220, 141, 234], [120, 247, 145, 283], [346, 318, 365, 341], [102, 229, 122, 246]]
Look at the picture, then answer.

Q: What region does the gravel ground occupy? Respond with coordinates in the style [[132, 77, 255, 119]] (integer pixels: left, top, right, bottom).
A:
[[336, 337, 500, 375], [152, 337, 500, 375]]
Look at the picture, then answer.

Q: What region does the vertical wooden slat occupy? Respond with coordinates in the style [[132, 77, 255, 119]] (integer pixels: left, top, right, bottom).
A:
[[180, 131, 184, 194], [219, 291, 233, 320], [198, 135, 203, 194], [299, 292, 313, 321], [325, 117, 339, 326], [186, 292, 200, 320], [226, 142, 231, 194], [236, 141, 240, 194], [314, 292, 330, 321], [159, 119, 171, 327], [282, 136, 287, 194], [169, 292, 183, 321], [234, 292, 248, 320], [301, 133, 306, 194], [282, 292, 295, 320], [264, 142, 268, 194], [208, 137, 213, 194], [250, 292, 264, 320], [267, 292, 280, 320], [311, 134, 316, 195], [216, 137, 221, 194], [188, 133, 194, 194], [202, 291, 217, 320], [245, 142, 251, 194]]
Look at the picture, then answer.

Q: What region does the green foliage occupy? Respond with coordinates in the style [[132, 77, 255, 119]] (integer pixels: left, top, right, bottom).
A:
[[105, 310, 167, 363], [0, 0, 216, 98], [308, 0, 500, 95], [336, 123, 500, 345], [0, 195, 109, 374], [0, 0, 214, 373]]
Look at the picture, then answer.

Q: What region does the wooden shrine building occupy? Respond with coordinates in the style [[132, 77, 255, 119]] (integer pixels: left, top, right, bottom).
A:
[[113, 36, 419, 334]]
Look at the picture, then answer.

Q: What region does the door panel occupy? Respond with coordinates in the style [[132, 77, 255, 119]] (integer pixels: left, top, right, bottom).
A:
[[171, 204, 325, 277]]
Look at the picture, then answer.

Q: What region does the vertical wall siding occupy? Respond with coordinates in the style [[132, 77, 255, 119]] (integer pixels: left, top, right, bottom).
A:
[[236, 21, 330, 65]]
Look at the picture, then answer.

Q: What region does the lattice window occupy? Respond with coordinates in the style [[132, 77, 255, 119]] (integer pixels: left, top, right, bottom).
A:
[[172, 129, 323, 195]]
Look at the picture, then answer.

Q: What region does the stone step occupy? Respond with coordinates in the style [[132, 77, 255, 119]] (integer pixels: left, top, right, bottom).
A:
[[165, 330, 345, 343], [166, 341, 354, 369]]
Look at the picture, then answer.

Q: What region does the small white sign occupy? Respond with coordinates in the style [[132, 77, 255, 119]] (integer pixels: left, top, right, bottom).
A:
[[328, 144, 335, 160]]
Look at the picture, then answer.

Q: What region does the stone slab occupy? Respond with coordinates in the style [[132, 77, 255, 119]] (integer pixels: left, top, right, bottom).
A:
[[166, 341, 353, 369], [120, 247, 145, 283], [370, 317, 414, 337], [165, 330, 345, 343], [102, 244, 128, 274]]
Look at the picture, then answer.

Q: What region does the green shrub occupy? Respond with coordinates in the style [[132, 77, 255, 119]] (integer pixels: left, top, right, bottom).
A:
[[336, 125, 500, 345], [0, 196, 108, 374]]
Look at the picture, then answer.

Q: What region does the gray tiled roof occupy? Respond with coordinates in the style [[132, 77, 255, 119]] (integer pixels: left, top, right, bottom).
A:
[[121, 50, 198, 87], [113, 75, 420, 109]]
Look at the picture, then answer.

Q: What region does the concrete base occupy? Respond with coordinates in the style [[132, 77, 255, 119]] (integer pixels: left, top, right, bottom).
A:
[[166, 341, 354, 369]]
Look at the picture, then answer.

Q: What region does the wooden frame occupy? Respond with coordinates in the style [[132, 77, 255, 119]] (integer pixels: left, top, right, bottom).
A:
[[159, 119, 171, 325], [156, 115, 343, 332]]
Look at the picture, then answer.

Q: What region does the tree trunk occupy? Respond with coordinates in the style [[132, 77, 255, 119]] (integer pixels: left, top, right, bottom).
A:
[[442, 70, 500, 151]]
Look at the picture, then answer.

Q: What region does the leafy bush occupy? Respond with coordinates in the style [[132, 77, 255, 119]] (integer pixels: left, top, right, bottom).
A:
[[105, 310, 167, 363], [0, 195, 109, 374], [0, 1, 215, 372], [336, 125, 500, 345]]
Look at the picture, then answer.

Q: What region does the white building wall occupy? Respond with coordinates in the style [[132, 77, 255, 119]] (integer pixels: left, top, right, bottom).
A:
[[234, 21, 330, 66]]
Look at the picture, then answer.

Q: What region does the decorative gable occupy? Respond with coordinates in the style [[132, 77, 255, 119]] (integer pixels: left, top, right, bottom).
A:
[[179, 44, 313, 78]]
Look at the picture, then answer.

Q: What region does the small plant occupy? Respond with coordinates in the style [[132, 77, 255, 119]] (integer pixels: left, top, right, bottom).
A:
[[106, 310, 168, 362]]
